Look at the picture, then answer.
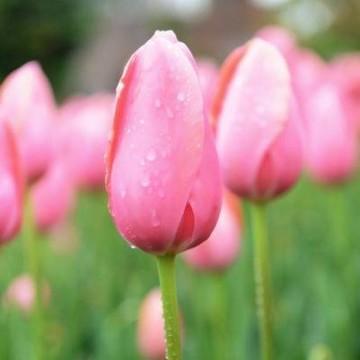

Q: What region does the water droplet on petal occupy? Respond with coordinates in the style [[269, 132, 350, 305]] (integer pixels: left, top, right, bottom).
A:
[[151, 209, 160, 227], [141, 176, 150, 187], [155, 99, 161, 108], [177, 92, 185, 102], [166, 107, 174, 118], [146, 149, 157, 161]]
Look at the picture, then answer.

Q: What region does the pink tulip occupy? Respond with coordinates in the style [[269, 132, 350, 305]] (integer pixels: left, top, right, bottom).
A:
[[183, 191, 241, 271], [137, 289, 166, 360], [331, 54, 360, 132], [302, 78, 357, 184], [256, 26, 297, 62], [0, 62, 56, 181], [31, 160, 75, 231], [197, 59, 218, 115], [106, 31, 222, 254], [0, 115, 23, 243], [5, 274, 50, 313], [213, 38, 302, 201], [58, 94, 114, 189]]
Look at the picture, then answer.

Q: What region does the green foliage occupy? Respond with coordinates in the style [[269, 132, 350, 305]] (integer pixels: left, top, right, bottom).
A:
[[0, 0, 93, 92], [0, 177, 359, 359]]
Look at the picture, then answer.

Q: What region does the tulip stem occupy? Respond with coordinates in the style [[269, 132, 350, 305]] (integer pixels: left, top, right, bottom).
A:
[[250, 203, 272, 360], [156, 254, 181, 360], [23, 193, 44, 360]]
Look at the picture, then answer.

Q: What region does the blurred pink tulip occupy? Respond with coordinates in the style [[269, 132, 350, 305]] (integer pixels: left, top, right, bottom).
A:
[[58, 94, 114, 189], [0, 61, 56, 181], [31, 161, 75, 232], [331, 54, 360, 132], [197, 59, 218, 115], [106, 30, 222, 254], [183, 192, 241, 272], [256, 25, 297, 62], [0, 115, 23, 243], [213, 39, 302, 201], [302, 79, 357, 184], [137, 289, 166, 360], [5, 274, 50, 313]]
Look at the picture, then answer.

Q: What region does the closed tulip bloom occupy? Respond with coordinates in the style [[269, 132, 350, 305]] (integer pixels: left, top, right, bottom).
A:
[[106, 31, 222, 254], [31, 161, 75, 231], [183, 191, 241, 272], [303, 79, 357, 184], [331, 54, 360, 132], [256, 26, 297, 62], [0, 62, 56, 181], [58, 94, 114, 189], [5, 274, 50, 313], [0, 115, 23, 243], [137, 289, 166, 360], [197, 59, 218, 115], [213, 39, 302, 201]]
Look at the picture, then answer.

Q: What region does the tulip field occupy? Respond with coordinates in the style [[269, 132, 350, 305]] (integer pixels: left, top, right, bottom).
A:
[[1, 19, 360, 360]]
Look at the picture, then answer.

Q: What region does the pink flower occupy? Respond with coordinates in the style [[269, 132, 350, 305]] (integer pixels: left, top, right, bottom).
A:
[[331, 54, 360, 132], [213, 38, 302, 201], [58, 94, 114, 189], [0, 62, 56, 181], [5, 274, 50, 313], [302, 79, 357, 184], [197, 59, 218, 115], [31, 160, 75, 232], [183, 191, 241, 272], [256, 25, 297, 62], [0, 115, 23, 243], [137, 289, 166, 360], [106, 31, 222, 254]]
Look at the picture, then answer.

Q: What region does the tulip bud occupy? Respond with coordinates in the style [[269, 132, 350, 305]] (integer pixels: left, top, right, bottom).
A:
[[31, 161, 75, 232], [106, 30, 222, 254], [57, 94, 114, 189], [197, 59, 218, 115], [137, 289, 166, 360], [137, 288, 183, 360], [256, 26, 297, 61], [213, 38, 302, 201], [183, 191, 241, 272], [331, 54, 360, 133], [0, 61, 56, 181], [0, 115, 23, 243], [4, 274, 50, 313]]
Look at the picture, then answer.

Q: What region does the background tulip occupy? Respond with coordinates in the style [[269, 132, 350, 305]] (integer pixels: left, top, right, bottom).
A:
[[0, 115, 23, 243], [137, 289, 166, 360], [58, 93, 114, 189], [5, 274, 50, 314], [183, 191, 241, 272], [0, 61, 56, 181], [213, 38, 303, 201], [197, 59, 218, 116], [331, 54, 360, 133], [106, 30, 222, 255], [31, 161, 75, 232]]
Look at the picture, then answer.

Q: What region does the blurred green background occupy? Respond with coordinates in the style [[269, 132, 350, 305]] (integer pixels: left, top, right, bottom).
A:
[[1, 0, 360, 359]]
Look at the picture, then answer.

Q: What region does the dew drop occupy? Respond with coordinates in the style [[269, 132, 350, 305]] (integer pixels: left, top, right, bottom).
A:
[[155, 99, 161, 108], [151, 209, 160, 227], [130, 245, 137, 250], [146, 149, 157, 161], [166, 107, 174, 118], [120, 189, 126, 198], [141, 176, 150, 187], [177, 92, 185, 102], [158, 189, 165, 198]]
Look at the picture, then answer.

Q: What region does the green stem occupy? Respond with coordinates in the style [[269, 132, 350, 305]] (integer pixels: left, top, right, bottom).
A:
[[250, 203, 272, 360], [210, 273, 228, 360], [156, 255, 181, 360], [23, 193, 44, 360]]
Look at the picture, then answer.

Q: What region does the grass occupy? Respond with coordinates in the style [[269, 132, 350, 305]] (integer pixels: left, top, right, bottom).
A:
[[0, 175, 359, 359]]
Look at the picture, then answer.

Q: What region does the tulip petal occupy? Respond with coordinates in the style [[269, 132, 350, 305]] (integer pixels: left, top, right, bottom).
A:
[[107, 32, 206, 253], [216, 39, 291, 197]]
